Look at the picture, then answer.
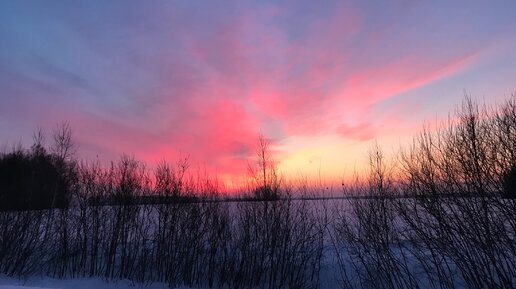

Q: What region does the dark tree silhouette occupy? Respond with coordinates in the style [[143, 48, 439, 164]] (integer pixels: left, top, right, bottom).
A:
[[249, 134, 281, 200], [503, 165, 516, 198], [0, 125, 76, 211]]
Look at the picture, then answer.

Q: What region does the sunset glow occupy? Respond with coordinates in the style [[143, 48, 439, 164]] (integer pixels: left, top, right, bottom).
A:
[[1, 1, 516, 188]]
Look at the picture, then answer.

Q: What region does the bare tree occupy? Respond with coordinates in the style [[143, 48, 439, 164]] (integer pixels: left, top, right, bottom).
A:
[[31, 127, 46, 156], [249, 134, 281, 199], [51, 122, 75, 162]]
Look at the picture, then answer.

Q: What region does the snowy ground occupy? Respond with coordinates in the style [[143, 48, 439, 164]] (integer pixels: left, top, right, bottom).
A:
[[0, 269, 342, 289], [0, 275, 174, 289]]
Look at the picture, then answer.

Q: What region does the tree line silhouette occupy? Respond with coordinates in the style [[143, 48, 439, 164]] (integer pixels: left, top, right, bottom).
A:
[[0, 124, 75, 211], [0, 95, 514, 289]]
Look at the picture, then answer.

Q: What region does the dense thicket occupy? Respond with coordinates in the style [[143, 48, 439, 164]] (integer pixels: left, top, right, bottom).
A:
[[0, 136, 75, 211], [333, 96, 516, 289], [0, 127, 323, 288], [0, 154, 324, 288]]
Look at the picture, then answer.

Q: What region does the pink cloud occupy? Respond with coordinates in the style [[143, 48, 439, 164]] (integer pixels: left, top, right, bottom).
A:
[[336, 122, 376, 141], [340, 52, 479, 106]]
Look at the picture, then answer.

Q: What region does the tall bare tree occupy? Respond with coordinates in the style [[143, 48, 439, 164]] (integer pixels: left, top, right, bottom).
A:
[[51, 121, 75, 162], [249, 134, 281, 199]]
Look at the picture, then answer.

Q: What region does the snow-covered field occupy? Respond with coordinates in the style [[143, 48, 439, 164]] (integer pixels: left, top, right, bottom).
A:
[[0, 275, 171, 289], [0, 273, 341, 289], [0, 198, 514, 289]]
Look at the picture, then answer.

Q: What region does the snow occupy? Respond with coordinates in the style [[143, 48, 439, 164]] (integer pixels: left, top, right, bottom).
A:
[[0, 275, 175, 289]]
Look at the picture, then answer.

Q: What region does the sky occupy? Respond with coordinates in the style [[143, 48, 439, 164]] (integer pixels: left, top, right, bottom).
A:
[[1, 0, 516, 188]]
